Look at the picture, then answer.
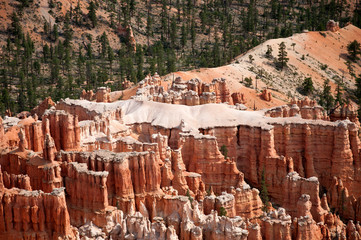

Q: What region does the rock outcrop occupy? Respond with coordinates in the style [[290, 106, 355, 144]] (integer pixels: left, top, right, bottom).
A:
[[30, 97, 55, 118], [327, 20, 340, 32], [1, 94, 361, 239], [0, 186, 75, 239]]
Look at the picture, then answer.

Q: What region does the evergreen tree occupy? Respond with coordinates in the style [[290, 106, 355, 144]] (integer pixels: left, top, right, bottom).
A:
[[63, 13, 73, 48], [74, 0, 82, 26], [190, 20, 196, 51], [180, 24, 187, 49], [265, 45, 273, 58], [347, 40, 361, 62], [18, 71, 26, 111], [219, 207, 227, 216], [300, 77, 314, 95], [277, 41, 289, 70], [43, 44, 50, 63], [260, 167, 270, 212], [88, 1, 97, 28], [170, 17, 178, 48], [50, 54, 60, 84], [100, 32, 109, 59], [249, 54, 254, 63], [146, 10, 153, 47], [52, 24, 59, 42], [148, 57, 156, 75], [220, 145, 228, 159], [108, 46, 115, 80], [167, 49, 176, 73], [319, 79, 334, 113], [136, 45, 144, 81], [55, 77, 64, 101], [335, 80, 343, 105], [356, 74, 361, 101], [26, 76, 36, 109], [126, 57, 136, 83], [345, 60, 355, 79], [10, 12, 23, 38]]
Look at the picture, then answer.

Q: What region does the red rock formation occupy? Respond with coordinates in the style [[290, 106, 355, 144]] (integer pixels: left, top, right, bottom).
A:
[[117, 25, 136, 51], [178, 132, 243, 194], [261, 89, 272, 101], [260, 208, 292, 239], [232, 92, 246, 104], [3, 91, 361, 239], [134, 75, 239, 106], [95, 87, 111, 103], [121, 79, 134, 89], [330, 102, 360, 126], [16, 111, 31, 119], [30, 97, 56, 118], [43, 133, 56, 162], [80, 89, 95, 101], [327, 20, 340, 32], [2, 172, 31, 191], [42, 110, 80, 151], [0, 187, 75, 239], [265, 97, 328, 120], [64, 162, 117, 227]]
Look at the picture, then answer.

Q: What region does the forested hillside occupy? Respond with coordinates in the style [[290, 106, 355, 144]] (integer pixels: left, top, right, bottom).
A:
[[0, 0, 360, 114]]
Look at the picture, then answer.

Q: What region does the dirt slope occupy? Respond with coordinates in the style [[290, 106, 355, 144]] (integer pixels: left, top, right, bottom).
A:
[[163, 25, 361, 110]]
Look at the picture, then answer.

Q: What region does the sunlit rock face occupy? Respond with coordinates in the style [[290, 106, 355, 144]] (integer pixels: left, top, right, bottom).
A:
[[0, 94, 360, 239]]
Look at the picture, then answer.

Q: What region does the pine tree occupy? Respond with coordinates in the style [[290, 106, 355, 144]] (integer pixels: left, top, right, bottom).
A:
[[52, 24, 59, 42], [148, 57, 156, 75], [301, 77, 314, 95], [345, 60, 355, 79], [319, 79, 334, 113], [260, 167, 269, 212], [170, 17, 178, 48], [126, 57, 136, 83], [63, 13, 73, 48], [26, 76, 36, 109], [50, 55, 60, 84], [136, 45, 144, 81], [55, 77, 64, 101], [335, 80, 343, 105], [74, 0, 82, 26], [249, 54, 254, 63], [146, 10, 153, 47], [220, 145, 228, 159], [277, 41, 289, 70], [166, 49, 176, 73], [181, 24, 187, 49], [186, 188, 193, 204], [18, 71, 26, 111], [88, 1, 97, 28], [108, 46, 115, 80], [265, 45, 273, 58], [347, 40, 361, 62], [190, 20, 196, 51], [10, 12, 23, 38], [43, 44, 50, 63], [219, 207, 227, 216], [100, 32, 109, 59]]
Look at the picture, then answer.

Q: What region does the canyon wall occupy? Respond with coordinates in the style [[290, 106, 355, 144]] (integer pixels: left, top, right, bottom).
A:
[[1, 97, 360, 239]]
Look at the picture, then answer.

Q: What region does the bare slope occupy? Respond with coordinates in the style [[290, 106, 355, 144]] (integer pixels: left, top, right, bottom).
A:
[[164, 25, 361, 109]]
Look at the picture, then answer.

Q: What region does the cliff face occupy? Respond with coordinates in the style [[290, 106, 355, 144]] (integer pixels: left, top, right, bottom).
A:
[[0, 183, 75, 239], [1, 97, 360, 239]]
